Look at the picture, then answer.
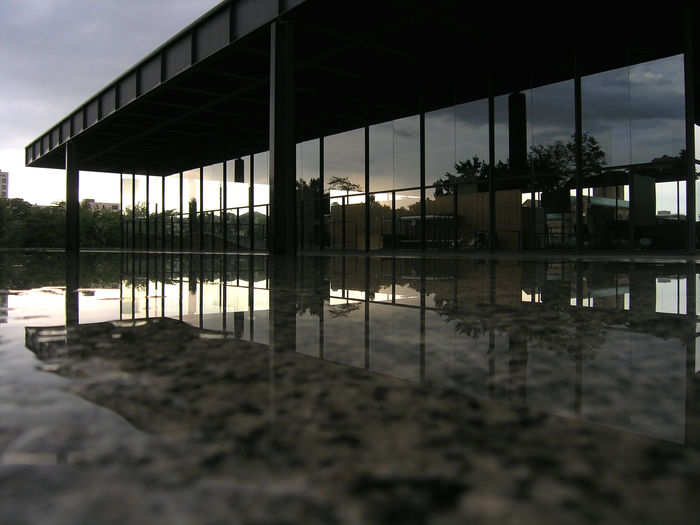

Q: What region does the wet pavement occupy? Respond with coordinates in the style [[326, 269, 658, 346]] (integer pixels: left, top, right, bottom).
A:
[[1, 251, 699, 524]]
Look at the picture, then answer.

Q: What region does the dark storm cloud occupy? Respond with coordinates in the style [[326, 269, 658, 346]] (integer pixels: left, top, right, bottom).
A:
[[0, 0, 221, 148]]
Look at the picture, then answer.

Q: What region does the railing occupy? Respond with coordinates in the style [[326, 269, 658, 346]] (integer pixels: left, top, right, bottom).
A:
[[123, 204, 269, 251]]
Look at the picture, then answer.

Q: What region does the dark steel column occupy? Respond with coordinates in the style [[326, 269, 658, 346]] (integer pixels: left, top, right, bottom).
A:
[[249, 155, 255, 250], [269, 20, 297, 254], [199, 167, 204, 251], [161, 175, 166, 251], [488, 83, 496, 251], [65, 141, 80, 253], [420, 112, 426, 251], [120, 173, 124, 250], [179, 171, 184, 252], [319, 137, 325, 251], [146, 174, 150, 252], [365, 126, 370, 252], [575, 70, 584, 252], [686, 261, 698, 446], [684, 5, 696, 252], [223, 161, 228, 250], [131, 173, 136, 251]]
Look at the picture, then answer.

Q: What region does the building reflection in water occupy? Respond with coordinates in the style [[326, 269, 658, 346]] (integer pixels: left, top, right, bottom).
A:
[[79, 254, 700, 445]]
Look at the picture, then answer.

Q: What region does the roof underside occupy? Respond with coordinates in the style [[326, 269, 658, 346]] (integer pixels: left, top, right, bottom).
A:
[[26, 1, 697, 176]]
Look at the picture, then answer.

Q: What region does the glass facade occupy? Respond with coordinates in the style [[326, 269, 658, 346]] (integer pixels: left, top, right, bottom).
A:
[[253, 152, 270, 251], [324, 128, 365, 250], [119, 53, 691, 254]]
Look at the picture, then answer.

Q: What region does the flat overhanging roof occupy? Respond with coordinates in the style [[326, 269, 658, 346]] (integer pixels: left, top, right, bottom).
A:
[[26, 1, 696, 177]]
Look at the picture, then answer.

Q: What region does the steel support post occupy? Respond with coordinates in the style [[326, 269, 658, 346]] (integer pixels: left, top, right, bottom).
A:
[[575, 71, 584, 252], [199, 167, 204, 251], [269, 20, 297, 254], [179, 172, 184, 251], [488, 84, 496, 251], [420, 112, 426, 251], [131, 173, 136, 250], [146, 174, 150, 251], [249, 155, 255, 250], [65, 141, 80, 254], [684, 4, 696, 252], [223, 161, 228, 250], [161, 175, 166, 251], [365, 126, 370, 252], [120, 173, 124, 250]]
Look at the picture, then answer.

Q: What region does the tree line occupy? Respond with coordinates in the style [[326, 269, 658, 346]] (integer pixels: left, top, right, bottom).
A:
[[0, 199, 121, 248]]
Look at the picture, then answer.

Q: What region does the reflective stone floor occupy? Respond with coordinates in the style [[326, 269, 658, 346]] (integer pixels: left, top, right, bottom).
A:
[[1, 251, 700, 524]]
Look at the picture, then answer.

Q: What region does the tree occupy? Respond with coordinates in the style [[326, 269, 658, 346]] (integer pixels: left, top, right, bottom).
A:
[[432, 132, 606, 198], [327, 176, 361, 195]]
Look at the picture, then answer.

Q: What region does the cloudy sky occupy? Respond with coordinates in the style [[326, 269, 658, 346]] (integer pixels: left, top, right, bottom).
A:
[[0, 0, 221, 204]]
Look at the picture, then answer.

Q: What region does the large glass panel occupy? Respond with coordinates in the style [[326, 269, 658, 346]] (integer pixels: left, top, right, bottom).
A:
[[296, 139, 321, 250], [527, 80, 576, 249], [581, 64, 632, 249], [253, 152, 269, 250], [121, 174, 133, 248], [202, 163, 223, 251], [183, 169, 200, 251], [163, 174, 180, 251], [225, 159, 249, 250], [369, 121, 393, 192], [395, 190, 421, 249], [134, 175, 147, 249], [202, 163, 223, 212], [493, 75, 575, 251], [148, 176, 163, 250], [253, 152, 269, 206], [368, 191, 393, 250], [324, 128, 365, 249], [426, 100, 490, 249], [369, 122, 394, 250], [583, 55, 686, 249], [394, 115, 420, 189]]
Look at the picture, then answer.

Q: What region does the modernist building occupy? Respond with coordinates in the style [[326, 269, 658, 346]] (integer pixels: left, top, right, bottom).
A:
[[25, 1, 698, 253], [0, 170, 8, 199]]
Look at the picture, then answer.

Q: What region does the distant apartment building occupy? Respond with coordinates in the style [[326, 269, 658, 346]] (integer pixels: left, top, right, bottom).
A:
[[0, 170, 8, 199], [81, 199, 119, 212]]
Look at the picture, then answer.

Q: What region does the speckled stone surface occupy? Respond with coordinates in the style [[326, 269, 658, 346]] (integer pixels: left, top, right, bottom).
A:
[[1, 252, 700, 524]]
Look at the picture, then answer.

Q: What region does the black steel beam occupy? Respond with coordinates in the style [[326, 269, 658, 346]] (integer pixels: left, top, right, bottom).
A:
[[269, 20, 296, 254], [65, 142, 80, 253]]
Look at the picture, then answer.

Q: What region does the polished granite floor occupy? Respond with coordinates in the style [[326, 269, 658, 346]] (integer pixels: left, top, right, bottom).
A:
[[1, 251, 699, 524]]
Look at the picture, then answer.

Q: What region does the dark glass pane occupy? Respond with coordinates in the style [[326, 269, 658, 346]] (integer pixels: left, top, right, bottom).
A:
[[395, 190, 421, 249], [426, 99, 489, 249], [368, 191, 393, 250], [369, 121, 393, 192], [394, 115, 420, 189], [253, 151, 269, 205], [582, 55, 686, 249], [296, 139, 321, 250], [324, 128, 365, 249]]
